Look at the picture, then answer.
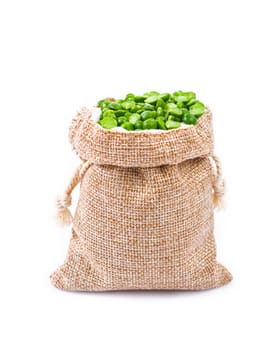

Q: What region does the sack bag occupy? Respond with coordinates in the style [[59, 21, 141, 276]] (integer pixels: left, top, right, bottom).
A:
[[51, 106, 232, 291]]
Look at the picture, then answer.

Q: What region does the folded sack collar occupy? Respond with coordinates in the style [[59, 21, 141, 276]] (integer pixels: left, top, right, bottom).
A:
[[69, 107, 214, 167]]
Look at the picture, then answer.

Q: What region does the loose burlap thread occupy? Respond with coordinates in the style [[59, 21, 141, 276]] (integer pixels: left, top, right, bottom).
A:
[[51, 107, 232, 291]]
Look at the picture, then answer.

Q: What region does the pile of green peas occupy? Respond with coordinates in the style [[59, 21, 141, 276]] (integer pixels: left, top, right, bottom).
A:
[[97, 91, 205, 131]]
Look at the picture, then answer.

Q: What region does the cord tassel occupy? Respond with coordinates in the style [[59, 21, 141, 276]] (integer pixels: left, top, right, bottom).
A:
[[56, 194, 73, 227], [55, 160, 92, 227]]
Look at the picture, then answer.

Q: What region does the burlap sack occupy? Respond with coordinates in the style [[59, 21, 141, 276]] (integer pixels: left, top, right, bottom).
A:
[[51, 107, 232, 291]]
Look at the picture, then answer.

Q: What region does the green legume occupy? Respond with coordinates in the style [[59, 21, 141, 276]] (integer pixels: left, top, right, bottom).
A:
[[156, 99, 166, 108], [189, 101, 205, 117], [168, 114, 181, 122], [167, 102, 177, 109], [141, 111, 154, 120], [143, 103, 155, 110], [134, 96, 146, 102], [115, 110, 126, 117], [143, 118, 158, 129], [99, 117, 117, 129], [134, 120, 143, 129], [125, 93, 135, 100], [144, 91, 159, 97], [169, 107, 183, 117], [129, 113, 141, 125], [160, 93, 170, 101], [121, 122, 134, 130], [122, 101, 136, 110], [109, 102, 121, 110], [166, 120, 180, 129], [97, 99, 110, 108], [157, 116, 167, 130], [157, 107, 164, 116], [174, 95, 187, 103], [118, 116, 128, 125], [97, 90, 205, 130], [186, 98, 197, 107], [145, 95, 159, 104], [183, 113, 197, 125], [125, 112, 132, 118], [102, 110, 116, 119]]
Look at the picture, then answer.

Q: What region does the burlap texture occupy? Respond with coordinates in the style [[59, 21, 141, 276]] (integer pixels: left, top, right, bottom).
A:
[[51, 107, 232, 291]]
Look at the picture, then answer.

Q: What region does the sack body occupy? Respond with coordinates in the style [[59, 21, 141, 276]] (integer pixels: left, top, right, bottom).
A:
[[51, 107, 232, 291]]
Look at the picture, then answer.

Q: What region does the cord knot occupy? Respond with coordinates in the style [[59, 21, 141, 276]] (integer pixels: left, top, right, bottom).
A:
[[54, 160, 93, 228], [55, 194, 73, 227], [56, 194, 72, 211]]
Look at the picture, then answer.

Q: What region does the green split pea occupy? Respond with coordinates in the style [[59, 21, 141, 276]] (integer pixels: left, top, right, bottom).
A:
[[97, 90, 205, 131]]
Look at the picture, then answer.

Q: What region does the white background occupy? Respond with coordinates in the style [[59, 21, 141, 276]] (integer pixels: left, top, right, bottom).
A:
[[0, 0, 276, 349]]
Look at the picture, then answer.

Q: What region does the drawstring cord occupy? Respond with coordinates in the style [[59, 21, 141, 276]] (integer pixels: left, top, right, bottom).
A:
[[55, 160, 92, 227], [210, 155, 225, 210], [55, 155, 224, 226]]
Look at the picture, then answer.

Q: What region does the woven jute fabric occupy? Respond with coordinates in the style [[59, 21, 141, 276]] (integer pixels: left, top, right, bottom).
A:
[[51, 107, 232, 291]]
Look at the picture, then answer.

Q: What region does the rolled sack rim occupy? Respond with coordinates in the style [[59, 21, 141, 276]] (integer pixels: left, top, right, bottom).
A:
[[69, 106, 215, 167]]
